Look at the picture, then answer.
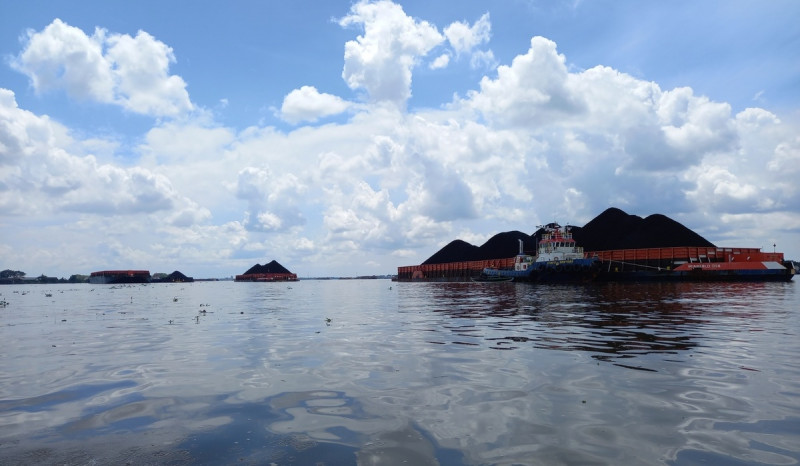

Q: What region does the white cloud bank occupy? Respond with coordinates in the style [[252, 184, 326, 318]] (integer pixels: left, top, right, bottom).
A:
[[12, 18, 192, 117], [0, 89, 202, 218], [2, 2, 798, 278]]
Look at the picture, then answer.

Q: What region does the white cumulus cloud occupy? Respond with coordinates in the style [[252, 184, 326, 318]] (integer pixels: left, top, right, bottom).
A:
[[235, 166, 307, 233], [444, 12, 491, 56], [339, 0, 444, 105], [12, 19, 192, 117], [280, 86, 351, 124], [467, 36, 585, 127], [0, 88, 205, 221], [429, 53, 450, 70]]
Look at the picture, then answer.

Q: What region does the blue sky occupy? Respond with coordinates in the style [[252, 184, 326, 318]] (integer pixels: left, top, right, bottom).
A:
[[1, 0, 798, 278]]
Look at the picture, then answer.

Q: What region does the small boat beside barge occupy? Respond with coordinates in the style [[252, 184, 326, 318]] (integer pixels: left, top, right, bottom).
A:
[[480, 224, 599, 283]]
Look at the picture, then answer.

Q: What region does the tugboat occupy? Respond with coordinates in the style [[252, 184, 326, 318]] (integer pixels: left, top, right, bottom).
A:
[[479, 223, 599, 282]]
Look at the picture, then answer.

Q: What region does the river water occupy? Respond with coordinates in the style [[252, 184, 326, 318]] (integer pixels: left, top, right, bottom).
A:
[[0, 280, 798, 465]]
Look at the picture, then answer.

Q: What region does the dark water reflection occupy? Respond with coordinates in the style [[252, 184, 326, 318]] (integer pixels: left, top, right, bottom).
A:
[[421, 282, 747, 368], [0, 280, 798, 465]]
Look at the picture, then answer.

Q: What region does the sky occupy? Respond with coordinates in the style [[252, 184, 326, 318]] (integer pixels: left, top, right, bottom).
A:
[[1, 0, 799, 279]]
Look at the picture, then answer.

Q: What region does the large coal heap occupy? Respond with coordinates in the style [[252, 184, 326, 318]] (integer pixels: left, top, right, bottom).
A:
[[572, 208, 715, 251], [422, 207, 715, 264], [165, 270, 193, 281], [243, 260, 292, 275], [422, 231, 537, 265], [423, 240, 479, 265]]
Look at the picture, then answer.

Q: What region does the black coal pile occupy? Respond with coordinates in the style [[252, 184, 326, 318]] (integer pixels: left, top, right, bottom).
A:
[[422, 240, 479, 265], [477, 231, 537, 260], [422, 231, 536, 265], [243, 260, 292, 275], [164, 270, 193, 282], [151, 270, 193, 283], [571, 207, 714, 251], [422, 207, 715, 264]]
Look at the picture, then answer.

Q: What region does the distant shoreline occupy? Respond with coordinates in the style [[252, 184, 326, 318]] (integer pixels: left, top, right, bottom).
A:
[[0, 275, 396, 285]]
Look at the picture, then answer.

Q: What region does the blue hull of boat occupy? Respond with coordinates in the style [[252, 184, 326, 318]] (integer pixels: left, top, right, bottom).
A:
[[483, 258, 600, 283]]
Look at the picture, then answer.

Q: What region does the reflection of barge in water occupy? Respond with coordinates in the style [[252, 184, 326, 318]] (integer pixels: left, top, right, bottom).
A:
[[399, 244, 796, 283], [88, 270, 151, 284]]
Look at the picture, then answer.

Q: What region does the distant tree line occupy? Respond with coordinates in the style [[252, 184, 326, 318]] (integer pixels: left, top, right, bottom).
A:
[[0, 269, 89, 284], [1, 269, 25, 279], [0, 270, 204, 284]]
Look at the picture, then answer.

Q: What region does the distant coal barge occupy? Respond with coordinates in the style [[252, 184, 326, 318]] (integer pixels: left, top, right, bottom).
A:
[[88, 270, 151, 284], [235, 260, 298, 282]]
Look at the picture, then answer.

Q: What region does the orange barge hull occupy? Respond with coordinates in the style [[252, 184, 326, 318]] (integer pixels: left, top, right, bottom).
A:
[[88, 270, 151, 284], [397, 247, 795, 282], [235, 273, 298, 282]]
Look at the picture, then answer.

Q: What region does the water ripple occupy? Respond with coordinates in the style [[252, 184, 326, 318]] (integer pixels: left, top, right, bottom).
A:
[[0, 280, 797, 464]]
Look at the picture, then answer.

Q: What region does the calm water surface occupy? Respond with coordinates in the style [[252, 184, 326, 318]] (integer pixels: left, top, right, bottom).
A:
[[0, 280, 798, 465]]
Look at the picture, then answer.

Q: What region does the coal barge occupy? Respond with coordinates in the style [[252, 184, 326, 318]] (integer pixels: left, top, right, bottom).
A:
[[88, 270, 151, 284], [235, 260, 298, 282], [397, 209, 796, 283], [399, 245, 795, 282]]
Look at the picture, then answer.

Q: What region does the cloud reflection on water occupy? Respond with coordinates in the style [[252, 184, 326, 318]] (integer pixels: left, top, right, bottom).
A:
[[0, 281, 797, 464]]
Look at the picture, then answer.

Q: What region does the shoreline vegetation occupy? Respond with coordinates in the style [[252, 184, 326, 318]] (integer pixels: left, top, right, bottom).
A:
[[0, 270, 395, 285]]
